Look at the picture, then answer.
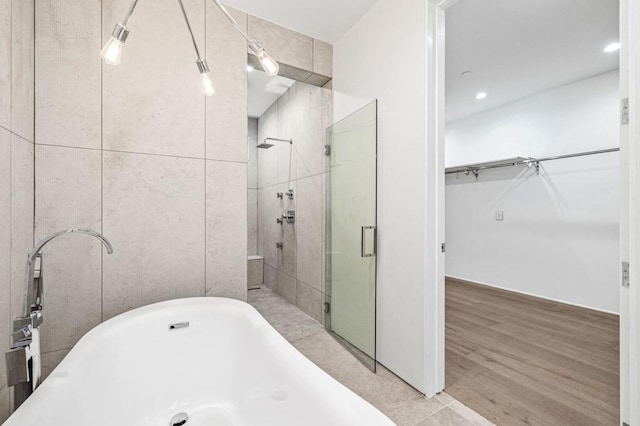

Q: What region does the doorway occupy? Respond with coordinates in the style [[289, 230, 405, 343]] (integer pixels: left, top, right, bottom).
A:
[[434, 0, 622, 424]]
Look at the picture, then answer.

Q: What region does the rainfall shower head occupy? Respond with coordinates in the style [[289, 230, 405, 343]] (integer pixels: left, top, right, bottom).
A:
[[258, 137, 293, 149]]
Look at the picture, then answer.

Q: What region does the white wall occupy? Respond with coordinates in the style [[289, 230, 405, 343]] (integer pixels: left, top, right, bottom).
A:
[[445, 71, 620, 313], [333, 0, 428, 392]]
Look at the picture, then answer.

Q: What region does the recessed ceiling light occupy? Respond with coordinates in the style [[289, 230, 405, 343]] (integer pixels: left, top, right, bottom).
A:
[[476, 92, 487, 100], [604, 42, 620, 53], [246, 65, 255, 72]]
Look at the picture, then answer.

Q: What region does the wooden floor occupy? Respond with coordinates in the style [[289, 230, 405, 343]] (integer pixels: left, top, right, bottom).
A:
[[445, 278, 619, 426]]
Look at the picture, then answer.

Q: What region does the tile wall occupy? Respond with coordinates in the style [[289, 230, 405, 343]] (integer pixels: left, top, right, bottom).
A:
[[0, 0, 35, 420], [255, 82, 332, 323], [33, 0, 249, 381], [248, 118, 258, 255]]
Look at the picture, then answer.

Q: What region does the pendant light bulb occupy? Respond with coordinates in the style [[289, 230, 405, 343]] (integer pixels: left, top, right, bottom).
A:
[[102, 23, 130, 66], [101, 37, 124, 65], [197, 59, 215, 96], [248, 39, 279, 77], [257, 49, 279, 76], [202, 72, 215, 97]]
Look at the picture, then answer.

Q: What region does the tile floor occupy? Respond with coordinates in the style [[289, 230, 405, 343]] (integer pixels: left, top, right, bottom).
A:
[[248, 287, 494, 426]]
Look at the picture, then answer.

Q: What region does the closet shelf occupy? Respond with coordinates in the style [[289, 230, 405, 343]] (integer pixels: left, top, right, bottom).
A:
[[445, 157, 530, 175]]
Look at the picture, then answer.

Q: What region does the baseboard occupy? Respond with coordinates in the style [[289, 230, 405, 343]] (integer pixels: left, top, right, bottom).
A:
[[445, 274, 620, 316]]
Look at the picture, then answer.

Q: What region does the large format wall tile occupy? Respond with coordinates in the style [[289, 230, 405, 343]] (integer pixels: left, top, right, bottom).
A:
[[277, 181, 297, 277], [276, 270, 296, 304], [296, 174, 324, 292], [35, 0, 101, 149], [0, 129, 10, 391], [290, 83, 330, 180], [35, 145, 102, 352], [11, 0, 34, 142], [102, 0, 205, 158], [0, 0, 10, 129], [313, 40, 333, 78], [275, 89, 298, 185], [257, 186, 274, 262], [205, 7, 247, 162], [206, 160, 247, 301], [264, 263, 276, 290], [247, 16, 312, 71], [259, 182, 297, 274], [258, 186, 275, 266], [102, 152, 205, 319], [248, 118, 258, 188], [41, 348, 70, 381], [257, 90, 299, 187], [296, 280, 323, 323], [10, 135, 34, 320], [248, 188, 258, 255], [257, 101, 279, 187]]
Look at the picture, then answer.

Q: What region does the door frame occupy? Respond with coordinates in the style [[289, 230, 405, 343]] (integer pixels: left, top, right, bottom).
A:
[[424, 0, 457, 397], [425, 1, 637, 424], [625, 0, 639, 423]]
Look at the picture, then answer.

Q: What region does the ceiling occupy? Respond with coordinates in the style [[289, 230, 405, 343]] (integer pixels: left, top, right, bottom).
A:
[[222, 0, 378, 43], [247, 69, 295, 118], [446, 0, 619, 122]]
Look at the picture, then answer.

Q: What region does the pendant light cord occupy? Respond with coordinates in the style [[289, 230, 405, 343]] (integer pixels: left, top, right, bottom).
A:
[[177, 0, 203, 60], [208, 0, 252, 42]]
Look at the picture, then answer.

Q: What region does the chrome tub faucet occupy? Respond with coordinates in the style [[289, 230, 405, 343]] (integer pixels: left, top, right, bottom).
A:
[[6, 229, 113, 410]]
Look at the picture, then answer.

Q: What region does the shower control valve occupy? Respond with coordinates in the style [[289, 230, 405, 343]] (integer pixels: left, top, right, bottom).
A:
[[282, 210, 295, 224], [276, 217, 284, 225], [286, 189, 294, 200], [276, 192, 284, 199]]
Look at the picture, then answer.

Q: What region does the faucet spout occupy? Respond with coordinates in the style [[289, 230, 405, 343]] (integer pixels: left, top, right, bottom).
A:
[[28, 229, 113, 265], [24, 229, 114, 317]]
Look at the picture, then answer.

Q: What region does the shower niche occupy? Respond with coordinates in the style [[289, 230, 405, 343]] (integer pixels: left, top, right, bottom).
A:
[[246, 68, 332, 323]]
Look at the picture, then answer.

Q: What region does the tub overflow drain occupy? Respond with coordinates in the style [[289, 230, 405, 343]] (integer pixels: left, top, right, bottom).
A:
[[170, 412, 188, 426]]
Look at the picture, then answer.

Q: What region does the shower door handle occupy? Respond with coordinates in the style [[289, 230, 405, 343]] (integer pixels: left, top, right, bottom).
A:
[[361, 226, 377, 258]]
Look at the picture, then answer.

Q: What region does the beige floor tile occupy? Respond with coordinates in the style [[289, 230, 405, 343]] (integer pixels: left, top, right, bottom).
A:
[[435, 391, 457, 406], [416, 407, 473, 426], [248, 287, 493, 426], [382, 396, 445, 426], [448, 401, 495, 426]]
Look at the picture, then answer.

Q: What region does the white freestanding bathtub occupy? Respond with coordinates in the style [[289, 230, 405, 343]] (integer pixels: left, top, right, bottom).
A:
[[5, 298, 394, 425]]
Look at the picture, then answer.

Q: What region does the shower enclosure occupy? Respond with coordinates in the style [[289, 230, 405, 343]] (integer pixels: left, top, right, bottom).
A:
[[325, 101, 378, 370], [247, 72, 333, 323]]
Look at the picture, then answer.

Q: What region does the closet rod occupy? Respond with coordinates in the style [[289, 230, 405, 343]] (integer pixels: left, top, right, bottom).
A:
[[445, 147, 620, 175], [525, 147, 619, 164]]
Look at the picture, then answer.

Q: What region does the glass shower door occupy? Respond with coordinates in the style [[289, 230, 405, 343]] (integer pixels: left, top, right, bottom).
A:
[[326, 100, 377, 369]]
